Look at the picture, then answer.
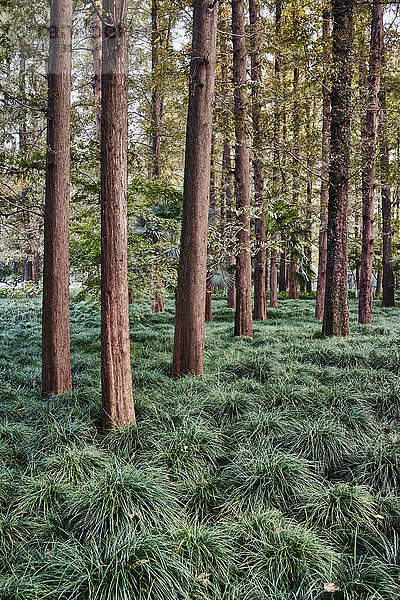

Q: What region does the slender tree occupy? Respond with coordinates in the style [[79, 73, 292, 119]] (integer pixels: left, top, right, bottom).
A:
[[249, 0, 266, 321], [232, 0, 253, 337], [379, 68, 395, 307], [92, 0, 102, 139], [315, 6, 331, 319], [171, 0, 218, 377], [288, 67, 299, 300], [322, 0, 354, 337], [270, 0, 282, 309], [358, 0, 383, 324], [101, 0, 134, 426], [42, 0, 73, 396]]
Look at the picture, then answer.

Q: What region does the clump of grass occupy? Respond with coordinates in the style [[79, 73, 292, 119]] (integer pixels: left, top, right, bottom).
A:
[[223, 446, 318, 511], [231, 407, 291, 446], [202, 388, 254, 426], [180, 470, 224, 520], [337, 554, 400, 599], [173, 521, 235, 596], [40, 529, 191, 600], [229, 509, 337, 595], [13, 473, 67, 517], [353, 433, 400, 493], [67, 463, 179, 539], [42, 445, 110, 484]]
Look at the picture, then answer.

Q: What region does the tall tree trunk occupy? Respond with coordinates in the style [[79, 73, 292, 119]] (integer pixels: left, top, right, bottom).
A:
[[358, 0, 383, 324], [92, 0, 102, 139], [379, 75, 395, 307], [232, 0, 253, 337], [288, 67, 299, 301], [322, 0, 354, 337], [42, 0, 73, 396], [315, 7, 331, 318], [171, 0, 218, 377], [375, 266, 383, 297], [223, 139, 236, 309], [101, 0, 134, 427], [249, 0, 266, 321], [270, 0, 282, 309], [151, 0, 163, 178], [279, 252, 287, 291]]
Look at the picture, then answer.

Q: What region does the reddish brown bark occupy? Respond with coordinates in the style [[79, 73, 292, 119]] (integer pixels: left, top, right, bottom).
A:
[[232, 0, 253, 338], [315, 7, 331, 319], [358, 0, 383, 324], [379, 75, 395, 307], [101, 0, 134, 427], [322, 0, 354, 337], [171, 0, 218, 377], [205, 284, 213, 322], [375, 267, 383, 297], [279, 252, 287, 292], [249, 0, 266, 321], [288, 257, 299, 299], [42, 0, 73, 397]]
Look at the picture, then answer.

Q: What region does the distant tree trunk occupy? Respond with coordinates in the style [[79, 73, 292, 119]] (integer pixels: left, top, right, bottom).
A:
[[315, 7, 331, 319], [92, 0, 102, 139], [305, 173, 313, 295], [42, 0, 73, 396], [171, 0, 218, 377], [375, 267, 383, 297], [358, 0, 383, 324], [279, 252, 287, 291], [322, 0, 354, 337], [101, 0, 134, 427], [270, 0, 282, 310], [232, 0, 253, 337], [288, 67, 299, 300], [205, 279, 213, 322], [379, 68, 395, 307], [249, 0, 266, 321]]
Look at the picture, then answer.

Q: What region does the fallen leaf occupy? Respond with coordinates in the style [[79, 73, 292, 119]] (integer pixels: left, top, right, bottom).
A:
[[324, 582, 341, 592]]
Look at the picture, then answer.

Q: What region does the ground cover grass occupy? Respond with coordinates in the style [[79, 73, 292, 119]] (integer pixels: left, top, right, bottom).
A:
[[0, 295, 399, 599]]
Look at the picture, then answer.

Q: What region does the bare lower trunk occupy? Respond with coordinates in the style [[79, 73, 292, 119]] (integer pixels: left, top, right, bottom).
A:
[[171, 0, 218, 376], [379, 71, 395, 307], [322, 0, 354, 337], [205, 285, 213, 322], [358, 0, 383, 324], [270, 243, 278, 308], [42, 0, 72, 396], [153, 276, 164, 313], [250, 0, 266, 321], [279, 251, 287, 291], [315, 7, 331, 319], [375, 268, 383, 297], [101, 0, 134, 427], [232, 0, 253, 338], [288, 257, 299, 299]]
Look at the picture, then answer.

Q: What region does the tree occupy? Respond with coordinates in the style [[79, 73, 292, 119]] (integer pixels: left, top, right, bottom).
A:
[[101, 0, 134, 427], [358, 0, 383, 325], [322, 0, 354, 337], [171, 0, 218, 377], [249, 0, 266, 321], [315, 5, 331, 320], [92, 0, 102, 139], [232, 0, 253, 337], [379, 61, 394, 308], [288, 67, 300, 301], [42, 0, 73, 397]]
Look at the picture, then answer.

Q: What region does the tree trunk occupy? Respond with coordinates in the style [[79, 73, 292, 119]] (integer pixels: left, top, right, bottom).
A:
[[288, 256, 299, 299], [249, 0, 266, 321], [223, 140, 236, 309], [232, 0, 253, 338], [270, 0, 282, 310], [42, 0, 73, 397], [375, 267, 383, 297], [279, 252, 287, 292], [379, 70, 395, 307], [322, 0, 354, 337], [315, 7, 331, 319], [358, 0, 383, 325], [171, 0, 218, 377], [205, 282, 213, 322], [288, 66, 299, 300], [92, 0, 102, 139], [151, 0, 163, 178], [101, 0, 134, 427]]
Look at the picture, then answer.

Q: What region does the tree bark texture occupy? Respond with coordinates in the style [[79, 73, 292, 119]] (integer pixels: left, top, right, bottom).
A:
[[42, 0, 73, 397], [379, 76, 395, 307], [249, 0, 266, 321], [92, 0, 102, 139], [101, 0, 134, 427], [279, 252, 287, 292], [288, 67, 299, 300], [358, 0, 383, 324], [232, 0, 253, 337], [171, 0, 218, 377], [315, 7, 331, 319], [322, 0, 354, 337]]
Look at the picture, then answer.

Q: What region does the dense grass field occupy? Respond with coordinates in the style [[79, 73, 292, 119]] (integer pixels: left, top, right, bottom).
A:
[[0, 296, 399, 599]]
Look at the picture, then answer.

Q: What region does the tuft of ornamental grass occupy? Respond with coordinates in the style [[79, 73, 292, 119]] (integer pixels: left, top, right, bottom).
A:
[[12, 473, 68, 518], [223, 446, 319, 511], [179, 470, 224, 520], [230, 406, 293, 446], [353, 433, 400, 493], [66, 463, 179, 539], [39, 529, 191, 600], [337, 554, 400, 600], [228, 509, 337, 595], [42, 444, 110, 484]]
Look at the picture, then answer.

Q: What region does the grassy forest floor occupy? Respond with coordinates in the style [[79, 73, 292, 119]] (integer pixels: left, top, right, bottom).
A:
[[0, 296, 399, 599]]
